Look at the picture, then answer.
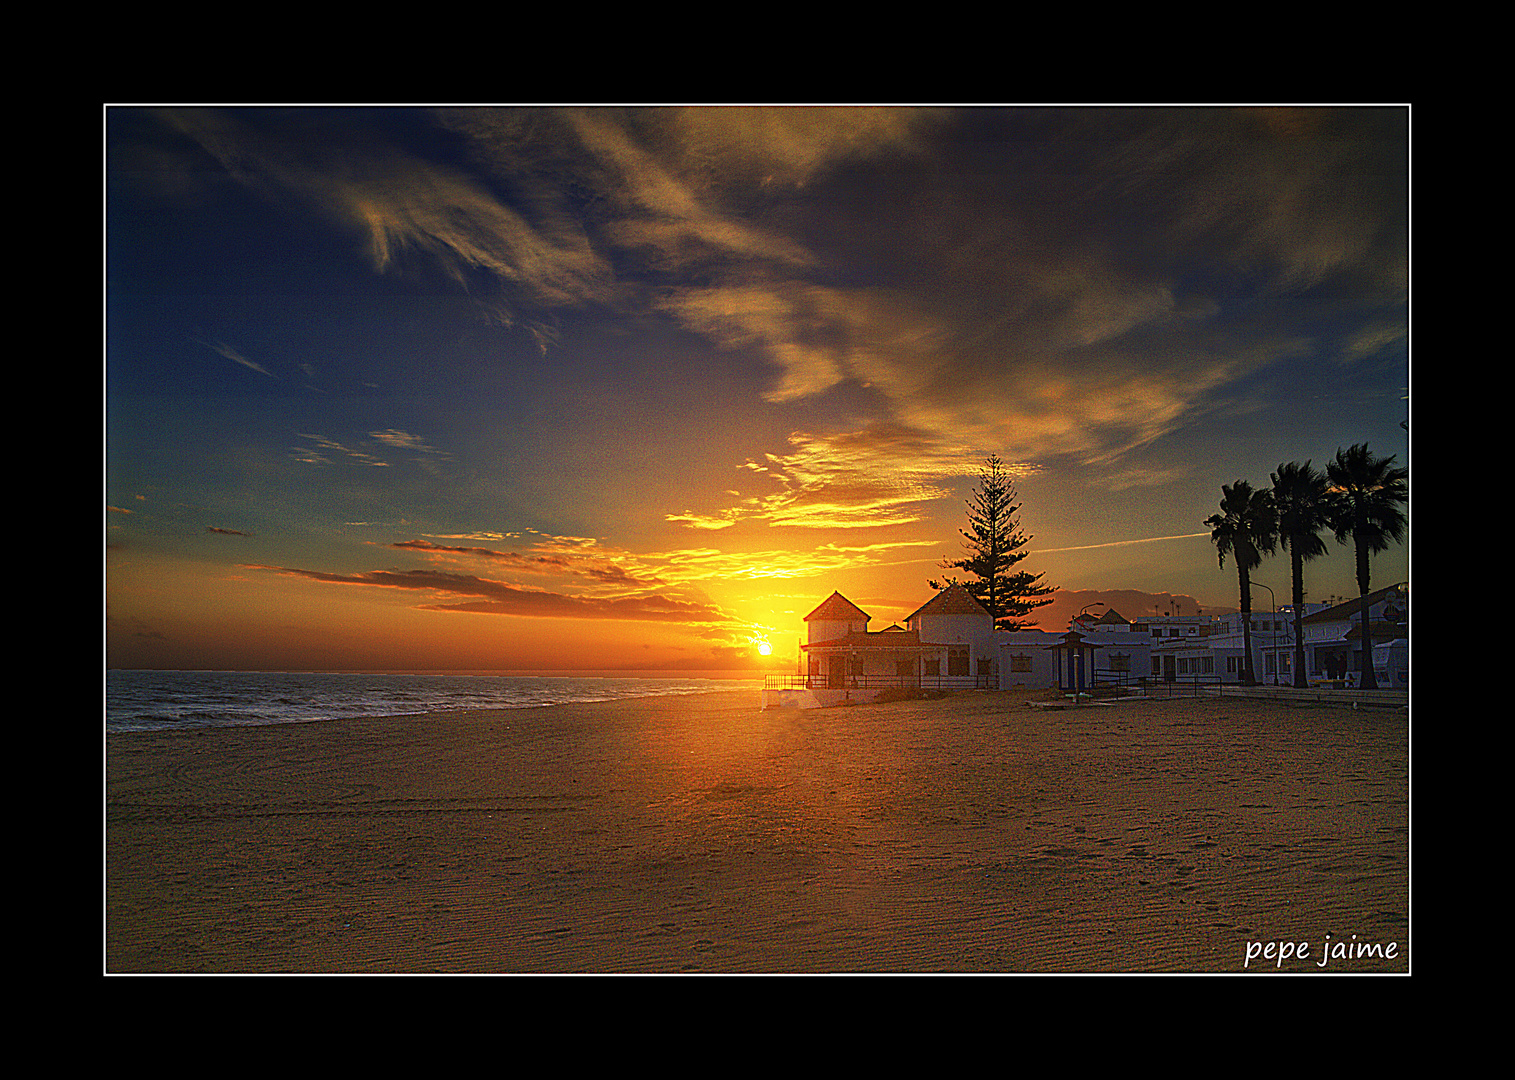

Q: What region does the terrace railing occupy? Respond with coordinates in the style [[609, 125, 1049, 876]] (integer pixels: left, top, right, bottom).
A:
[[763, 673, 996, 692]]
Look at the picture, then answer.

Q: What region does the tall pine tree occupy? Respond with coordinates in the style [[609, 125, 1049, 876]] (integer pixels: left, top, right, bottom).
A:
[[929, 456, 1055, 628]]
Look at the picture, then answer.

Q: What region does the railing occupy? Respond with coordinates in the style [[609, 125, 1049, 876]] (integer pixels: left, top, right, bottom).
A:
[[1137, 676, 1406, 708], [763, 673, 996, 691], [1092, 670, 1141, 689], [1139, 674, 1223, 698], [1197, 682, 1408, 708], [764, 672, 1406, 707]]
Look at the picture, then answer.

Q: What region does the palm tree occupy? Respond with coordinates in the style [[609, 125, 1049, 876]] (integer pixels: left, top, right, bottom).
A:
[[1206, 481, 1277, 686], [1271, 461, 1333, 689], [1327, 443, 1408, 690]]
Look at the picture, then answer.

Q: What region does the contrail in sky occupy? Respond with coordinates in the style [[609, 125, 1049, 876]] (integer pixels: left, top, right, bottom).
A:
[[1038, 533, 1212, 554]]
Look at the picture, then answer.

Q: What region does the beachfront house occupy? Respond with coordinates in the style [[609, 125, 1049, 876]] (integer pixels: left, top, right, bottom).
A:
[[801, 591, 947, 695], [1300, 584, 1408, 685], [762, 585, 997, 708], [902, 583, 1000, 686]]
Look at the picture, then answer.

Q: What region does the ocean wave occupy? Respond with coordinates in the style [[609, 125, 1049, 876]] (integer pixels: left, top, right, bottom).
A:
[[106, 671, 758, 733]]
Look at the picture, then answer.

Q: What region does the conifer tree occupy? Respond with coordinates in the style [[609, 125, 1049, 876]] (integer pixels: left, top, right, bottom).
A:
[[929, 456, 1055, 628]]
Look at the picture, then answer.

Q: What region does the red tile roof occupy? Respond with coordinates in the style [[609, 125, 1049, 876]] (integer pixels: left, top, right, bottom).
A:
[[905, 583, 991, 622], [804, 591, 871, 623], [802, 629, 940, 651]]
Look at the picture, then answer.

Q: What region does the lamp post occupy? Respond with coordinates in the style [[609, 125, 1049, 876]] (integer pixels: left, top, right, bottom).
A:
[[1252, 581, 1277, 685]]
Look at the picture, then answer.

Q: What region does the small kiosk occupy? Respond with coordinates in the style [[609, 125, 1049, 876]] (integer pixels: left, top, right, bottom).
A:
[[1048, 631, 1103, 699]]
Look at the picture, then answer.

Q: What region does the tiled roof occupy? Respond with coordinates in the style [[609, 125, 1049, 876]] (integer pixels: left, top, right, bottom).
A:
[[802, 629, 940, 651], [1301, 583, 1407, 624], [804, 591, 871, 623], [906, 583, 991, 622]]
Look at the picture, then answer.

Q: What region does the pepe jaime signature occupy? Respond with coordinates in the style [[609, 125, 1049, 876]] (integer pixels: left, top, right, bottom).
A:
[[1244, 934, 1401, 969]]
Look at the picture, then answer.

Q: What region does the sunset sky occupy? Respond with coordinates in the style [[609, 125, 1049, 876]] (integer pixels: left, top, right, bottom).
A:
[[106, 106, 1410, 674]]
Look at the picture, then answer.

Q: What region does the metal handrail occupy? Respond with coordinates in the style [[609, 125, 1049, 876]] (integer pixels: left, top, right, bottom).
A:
[[763, 673, 994, 691]]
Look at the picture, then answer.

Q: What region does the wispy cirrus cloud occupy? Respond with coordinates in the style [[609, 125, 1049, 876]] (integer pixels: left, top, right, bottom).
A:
[[202, 339, 274, 378], [646, 539, 941, 582], [161, 107, 615, 333], [292, 430, 450, 470], [670, 422, 1029, 531], [390, 538, 666, 588], [292, 434, 388, 467], [391, 531, 937, 589], [168, 106, 1406, 506], [368, 429, 446, 455], [616, 107, 1401, 483], [246, 564, 728, 624]]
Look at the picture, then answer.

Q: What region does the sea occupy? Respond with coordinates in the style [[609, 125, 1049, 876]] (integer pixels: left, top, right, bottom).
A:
[[105, 669, 760, 734]]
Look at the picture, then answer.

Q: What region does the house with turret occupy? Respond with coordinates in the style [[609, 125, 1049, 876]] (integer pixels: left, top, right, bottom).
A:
[[761, 585, 997, 707]]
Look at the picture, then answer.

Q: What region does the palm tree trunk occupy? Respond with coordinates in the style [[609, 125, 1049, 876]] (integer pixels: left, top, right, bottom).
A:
[[1357, 536, 1378, 689], [1292, 603, 1308, 689], [1291, 547, 1308, 689], [1239, 564, 1255, 686]]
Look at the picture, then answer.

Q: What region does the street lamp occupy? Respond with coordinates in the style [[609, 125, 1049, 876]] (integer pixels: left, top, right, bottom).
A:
[[1076, 602, 1106, 631], [1251, 581, 1278, 684]]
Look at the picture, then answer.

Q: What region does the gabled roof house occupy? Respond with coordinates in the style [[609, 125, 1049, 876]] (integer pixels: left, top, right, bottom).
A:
[[761, 585, 999, 707]]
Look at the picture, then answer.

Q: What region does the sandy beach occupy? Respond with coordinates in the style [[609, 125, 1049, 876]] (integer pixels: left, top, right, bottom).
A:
[[105, 689, 1409, 974]]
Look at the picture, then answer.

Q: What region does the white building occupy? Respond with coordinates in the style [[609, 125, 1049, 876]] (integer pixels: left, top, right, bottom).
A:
[[903, 584, 1001, 684], [1196, 606, 1316, 684], [1005, 608, 1153, 691], [763, 582, 1408, 707], [1300, 584, 1408, 685], [761, 585, 997, 708]]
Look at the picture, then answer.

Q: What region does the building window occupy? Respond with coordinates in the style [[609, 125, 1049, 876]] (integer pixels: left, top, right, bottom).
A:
[[1202, 656, 1214, 674], [1010, 654, 1032, 673], [1226, 656, 1238, 674], [948, 647, 969, 676], [1110, 653, 1130, 672]]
